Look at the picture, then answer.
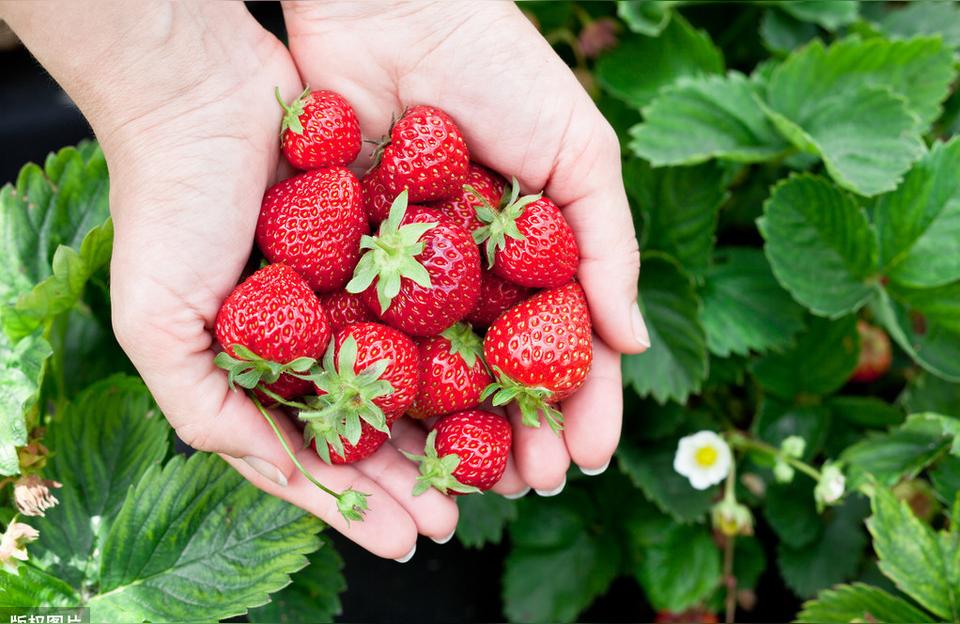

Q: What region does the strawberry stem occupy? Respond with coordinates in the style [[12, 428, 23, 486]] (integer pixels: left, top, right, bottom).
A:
[[275, 85, 311, 137]]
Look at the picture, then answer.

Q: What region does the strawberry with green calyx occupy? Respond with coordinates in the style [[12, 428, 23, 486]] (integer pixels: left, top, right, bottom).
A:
[[403, 410, 512, 495], [309, 418, 389, 466], [215, 345, 315, 393], [408, 323, 492, 419], [430, 163, 505, 234], [470, 177, 579, 289], [482, 281, 593, 433], [276, 86, 362, 170]]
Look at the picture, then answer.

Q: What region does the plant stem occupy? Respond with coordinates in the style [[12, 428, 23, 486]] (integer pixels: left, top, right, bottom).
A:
[[728, 433, 821, 480], [724, 533, 736, 624], [257, 385, 310, 410]]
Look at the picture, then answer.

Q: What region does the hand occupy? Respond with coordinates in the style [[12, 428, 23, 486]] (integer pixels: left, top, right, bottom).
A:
[[281, 1, 648, 495]]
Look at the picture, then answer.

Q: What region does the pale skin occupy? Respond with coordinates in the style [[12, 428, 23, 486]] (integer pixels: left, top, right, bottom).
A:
[[1, 1, 648, 560]]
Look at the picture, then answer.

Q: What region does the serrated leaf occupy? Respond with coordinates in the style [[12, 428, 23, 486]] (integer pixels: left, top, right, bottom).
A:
[[597, 13, 723, 110], [778, 496, 869, 598], [841, 416, 952, 487], [874, 138, 960, 289], [625, 159, 728, 277], [622, 253, 707, 404], [248, 535, 345, 624], [875, 1, 960, 50], [699, 247, 805, 356], [751, 314, 859, 399], [632, 522, 721, 612], [765, 479, 823, 549], [456, 492, 518, 549], [617, 438, 715, 523], [89, 453, 323, 622], [616, 0, 674, 36], [868, 486, 960, 619], [798, 582, 935, 624], [629, 72, 790, 165], [872, 288, 960, 382], [0, 331, 51, 476], [779, 1, 859, 30], [0, 565, 80, 607]]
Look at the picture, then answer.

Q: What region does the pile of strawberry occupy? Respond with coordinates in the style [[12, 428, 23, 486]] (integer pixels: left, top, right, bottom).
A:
[[213, 87, 593, 521]]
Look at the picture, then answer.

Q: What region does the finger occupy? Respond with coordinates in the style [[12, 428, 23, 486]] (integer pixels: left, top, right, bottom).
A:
[[562, 337, 622, 473], [490, 451, 530, 498], [223, 449, 419, 561], [509, 404, 570, 495]]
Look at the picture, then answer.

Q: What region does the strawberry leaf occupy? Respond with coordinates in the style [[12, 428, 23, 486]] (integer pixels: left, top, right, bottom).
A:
[[798, 583, 936, 624]]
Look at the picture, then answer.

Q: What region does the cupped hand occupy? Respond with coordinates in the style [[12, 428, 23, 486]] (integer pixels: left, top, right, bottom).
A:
[[281, 1, 648, 496]]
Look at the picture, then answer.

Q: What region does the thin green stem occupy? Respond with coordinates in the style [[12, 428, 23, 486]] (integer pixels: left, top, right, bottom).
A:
[[728, 433, 821, 481], [257, 385, 311, 410]]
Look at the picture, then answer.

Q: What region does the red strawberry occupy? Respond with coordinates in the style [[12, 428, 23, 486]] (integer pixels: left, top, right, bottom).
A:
[[276, 87, 362, 170], [320, 290, 376, 334], [430, 163, 505, 234], [257, 167, 367, 293], [473, 177, 579, 288], [464, 270, 534, 328], [360, 168, 394, 227], [377, 106, 469, 202], [403, 410, 512, 495], [311, 420, 389, 465], [347, 192, 481, 337], [482, 281, 592, 432], [408, 323, 493, 419], [300, 322, 418, 454], [214, 264, 331, 400], [850, 320, 892, 383]]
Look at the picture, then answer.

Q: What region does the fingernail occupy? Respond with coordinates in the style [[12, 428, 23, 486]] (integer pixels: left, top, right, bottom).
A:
[[241, 456, 288, 487], [631, 302, 650, 349], [431, 528, 456, 545], [394, 543, 417, 563], [503, 486, 531, 500], [535, 477, 566, 497], [580, 459, 610, 476]]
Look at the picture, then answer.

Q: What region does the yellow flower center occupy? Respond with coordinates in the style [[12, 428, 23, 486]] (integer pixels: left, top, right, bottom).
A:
[[694, 445, 718, 468]]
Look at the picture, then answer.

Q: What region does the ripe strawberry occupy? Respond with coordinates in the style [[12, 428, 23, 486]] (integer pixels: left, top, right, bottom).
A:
[[464, 270, 534, 328], [214, 264, 331, 400], [472, 177, 579, 288], [430, 163, 505, 234], [408, 323, 493, 419], [320, 290, 375, 334], [276, 87, 362, 170], [300, 322, 418, 453], [655, 609, 719, 624], [311, 420, 389, 465], [347, 191, 481, 336], [257, 167, 367, 293], [850, 320, 892, 383], [403, 410, 512, 495], [482, 281, 592, 432], [360, 167, 394, 227], [377, 106, 469, 202]]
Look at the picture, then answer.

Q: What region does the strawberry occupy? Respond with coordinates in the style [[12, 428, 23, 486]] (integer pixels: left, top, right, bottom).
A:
[[311, 420, 389, 465], [276, 87, 362, 170], [377, 106, 469, 202], [360, 167, 394, 227], [472, 177, 579, 288], [320, 290, 375, 334], [430, 163, 505, 234], [347, 191, 481, 337], [408, 323, 493, 419], [214, 264, 331, 400], [464, 270, 534, 328], [482, 281, 592, 432], [850, 320, 892, 383], [299, 322, 418, 455], [403, 410, 512, 495], [257, 167, 367, 293]]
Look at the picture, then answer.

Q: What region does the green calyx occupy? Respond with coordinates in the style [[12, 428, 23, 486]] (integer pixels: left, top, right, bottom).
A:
[[337, 488, 371, 524], [345, 190, 437, 313], [401, 430, 481, 496], [440, 322, 484, 368], [297, 335, 394, 462], [480, 367, 563, 433], [214, 344, 315, 390], [470, 176, 539, 268], [275, 85, 311, 137]]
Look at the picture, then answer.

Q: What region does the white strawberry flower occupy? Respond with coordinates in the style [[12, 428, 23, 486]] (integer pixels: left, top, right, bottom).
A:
[[814, 462, 846, 511], [673, 430, 732, 490]]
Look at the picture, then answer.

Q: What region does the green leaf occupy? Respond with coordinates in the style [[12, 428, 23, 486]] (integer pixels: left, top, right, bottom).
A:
[[596, 13, 723, 110], [30, 376, 169, 588], [874, 139, 960, 289], [760, 9, 820, 56], [632, 522, 721, 612], [699, 247, 806, 356], [617, 438, 715, 523], [886, 280, 960, 334], [616, 0, 674, 36], [765, 479, 823, 549], [622, 253, 708, 404], [733, 536, 767, 590], [629, 72, 790, 165], [0, 565, 81, 607], [868, 486, 960, 620], [0, 331, 51, 475], [932, 455, 960, 507], [751, 314, 859, 399], [754, 397, 830, 458], [902, 373, 960, 418], [798, 583, 935, 624], [503, 492, 620, 623], [779, 0, 859, 30], [841, 416, 952, 487], [248, 535, 345, 624], [456, 492, 518, 549], [828, 396, 904, 429], [625, 159, 728, 277], [89, 453, 323, 622], [778, 496, 869, 598], [872, 288, 960, 382], [874, 1, 960, 50]]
